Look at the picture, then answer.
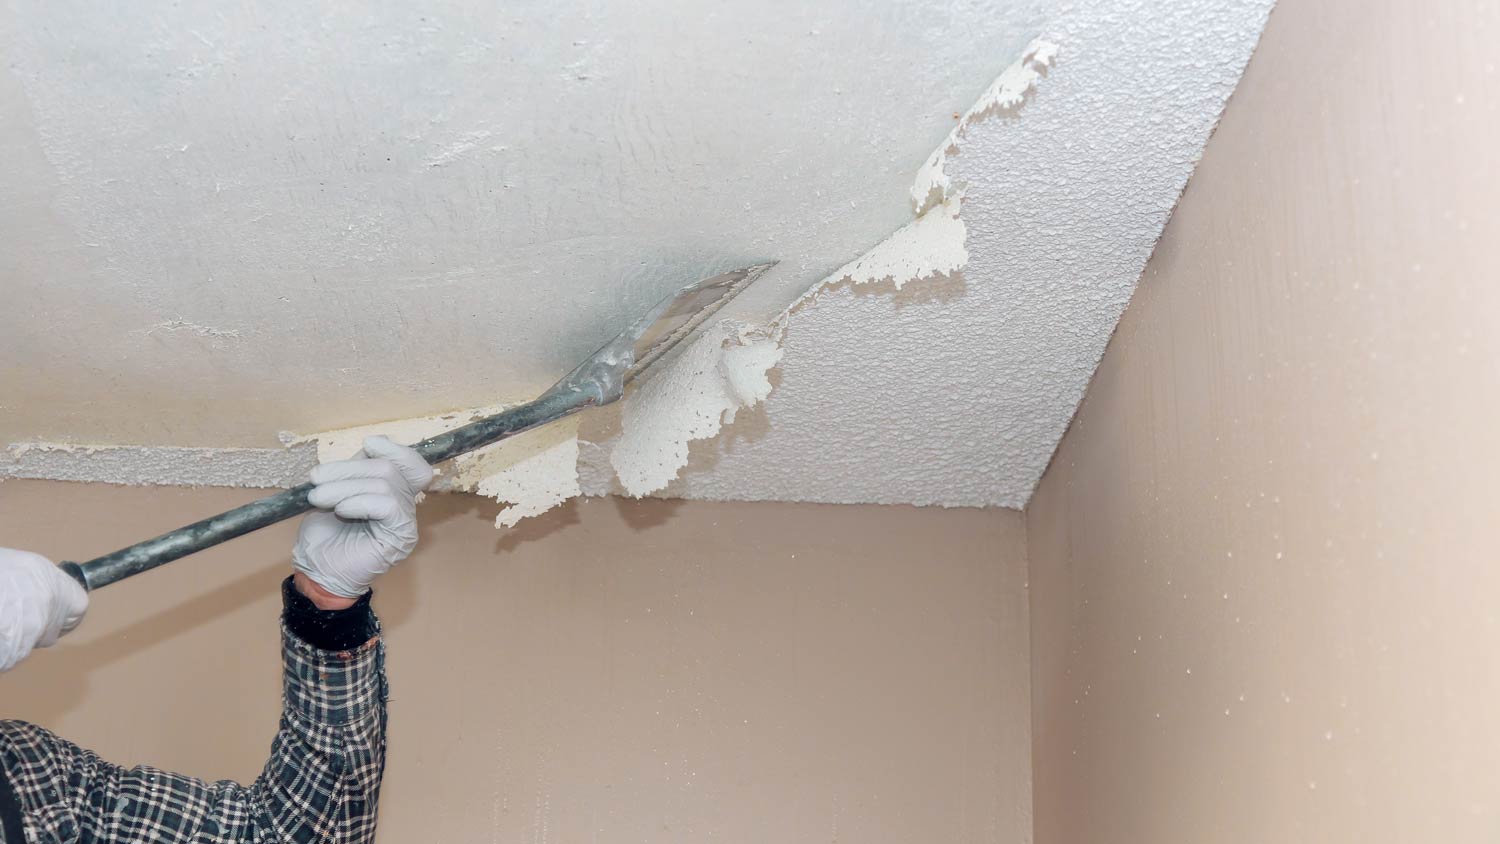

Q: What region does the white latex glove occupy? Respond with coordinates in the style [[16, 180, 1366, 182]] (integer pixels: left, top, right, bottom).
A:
[[0, 549, 89, 672], [292, 435, 434, 599]]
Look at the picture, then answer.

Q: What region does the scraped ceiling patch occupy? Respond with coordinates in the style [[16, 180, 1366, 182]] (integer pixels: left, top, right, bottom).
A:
[[307, 39, 1052, 514], [0, 1, 1054, 450], [290, 160, 974, 520], [471, 428, 580, 528]]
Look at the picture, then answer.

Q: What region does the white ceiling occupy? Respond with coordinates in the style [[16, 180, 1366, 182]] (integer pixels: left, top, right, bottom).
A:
[[657, 0, 1278, 508], [0, 0, 1274, 509]]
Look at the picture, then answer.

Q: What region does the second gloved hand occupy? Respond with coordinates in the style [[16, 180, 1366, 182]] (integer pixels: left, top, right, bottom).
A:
[[293, 435, 434, 599], [0, 549, 88, 672]]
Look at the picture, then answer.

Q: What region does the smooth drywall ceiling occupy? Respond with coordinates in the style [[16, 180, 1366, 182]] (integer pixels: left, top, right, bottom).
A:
[[0, 0, 1273, 510]]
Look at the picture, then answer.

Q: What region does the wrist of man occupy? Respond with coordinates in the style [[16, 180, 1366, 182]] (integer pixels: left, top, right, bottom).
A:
[[283, 575, 377, 652], [293, 571, 360, 611]]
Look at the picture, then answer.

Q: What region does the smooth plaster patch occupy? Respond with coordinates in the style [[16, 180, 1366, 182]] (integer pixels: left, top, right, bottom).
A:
[[296, 404, 509, 464]]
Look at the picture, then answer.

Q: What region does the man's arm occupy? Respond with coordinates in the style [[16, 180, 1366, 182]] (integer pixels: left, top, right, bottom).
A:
[[0, 434, 432, 843], [0, 575, 386, 843]]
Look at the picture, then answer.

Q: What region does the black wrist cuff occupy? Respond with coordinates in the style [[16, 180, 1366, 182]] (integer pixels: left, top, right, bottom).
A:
[[281, 575, 377, 652]]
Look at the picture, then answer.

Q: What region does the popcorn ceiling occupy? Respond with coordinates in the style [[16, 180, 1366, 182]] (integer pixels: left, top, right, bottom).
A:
[[666, 0, 1276, 510], [0, 36, 1045, 523], [911, 38, 1059, 215], [2, 0, 1276, 515], [592, 45, 1042, 503]]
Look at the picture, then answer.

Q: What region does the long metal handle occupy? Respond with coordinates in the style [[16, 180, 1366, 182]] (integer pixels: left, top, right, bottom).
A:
[[61, 389, 593, 591]]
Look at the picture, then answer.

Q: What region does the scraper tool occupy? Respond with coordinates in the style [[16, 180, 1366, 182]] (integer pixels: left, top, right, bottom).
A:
[[59, 262, 777, 591]]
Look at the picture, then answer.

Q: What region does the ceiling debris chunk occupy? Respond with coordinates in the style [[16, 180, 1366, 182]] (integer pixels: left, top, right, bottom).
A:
[[469, 419, 581, 528], [610, 323, 783, 497], [911, 37, 1059, 215]]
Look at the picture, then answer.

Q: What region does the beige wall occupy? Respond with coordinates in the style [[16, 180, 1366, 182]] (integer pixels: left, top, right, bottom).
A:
[[0, 480, 1030, 843], [1026, 0, 1500, 841]]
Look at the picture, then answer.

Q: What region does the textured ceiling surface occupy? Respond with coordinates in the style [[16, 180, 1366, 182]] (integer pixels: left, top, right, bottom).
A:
[[0, 0, 1273, 509], [0, 0, 1046, 444], [662, 0, 1277, 508]]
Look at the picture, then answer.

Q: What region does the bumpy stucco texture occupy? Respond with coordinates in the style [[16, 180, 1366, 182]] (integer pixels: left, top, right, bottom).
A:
[[671, 0, 1275, 508]]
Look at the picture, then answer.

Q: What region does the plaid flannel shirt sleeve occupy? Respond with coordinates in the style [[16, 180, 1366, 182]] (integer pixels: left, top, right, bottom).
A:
[[0, 624, 387, 843]]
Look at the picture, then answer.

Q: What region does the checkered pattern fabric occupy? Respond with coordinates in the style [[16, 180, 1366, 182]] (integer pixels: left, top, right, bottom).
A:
[[0, 625, 386, 843]]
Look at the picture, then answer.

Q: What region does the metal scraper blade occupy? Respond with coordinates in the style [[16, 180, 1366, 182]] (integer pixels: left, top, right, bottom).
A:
[[623, 261, 777, 383], [545, 261, 777, 407]]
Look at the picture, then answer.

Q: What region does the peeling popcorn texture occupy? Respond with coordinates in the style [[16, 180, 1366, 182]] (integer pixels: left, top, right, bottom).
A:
[[3, 38, 1057, 529]]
